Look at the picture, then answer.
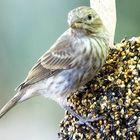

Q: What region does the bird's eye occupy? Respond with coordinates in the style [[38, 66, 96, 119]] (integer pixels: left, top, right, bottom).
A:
[[87, 14, 92, 20]]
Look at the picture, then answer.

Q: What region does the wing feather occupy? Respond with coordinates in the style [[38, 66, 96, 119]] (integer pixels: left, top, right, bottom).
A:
[[17, 30, 78, 90]]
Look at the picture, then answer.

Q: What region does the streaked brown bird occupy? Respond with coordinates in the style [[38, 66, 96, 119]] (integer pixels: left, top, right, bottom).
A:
[[0, 6, 109, 129]]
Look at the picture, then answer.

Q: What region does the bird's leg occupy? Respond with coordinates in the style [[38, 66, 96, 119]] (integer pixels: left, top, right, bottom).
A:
[[64, 106, 103, 131], [77, 86, 87, 92]]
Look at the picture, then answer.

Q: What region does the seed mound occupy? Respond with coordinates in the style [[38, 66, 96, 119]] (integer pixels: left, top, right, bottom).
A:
[[59, 37, 140, 140]]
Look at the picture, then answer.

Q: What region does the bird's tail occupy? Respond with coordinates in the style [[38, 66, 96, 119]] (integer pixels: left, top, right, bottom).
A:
[[0, 91, 25, 119]]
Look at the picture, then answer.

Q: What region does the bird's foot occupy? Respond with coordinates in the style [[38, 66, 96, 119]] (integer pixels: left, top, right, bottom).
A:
[[64, 106, 103, 132], [75, 115, 104, 132]]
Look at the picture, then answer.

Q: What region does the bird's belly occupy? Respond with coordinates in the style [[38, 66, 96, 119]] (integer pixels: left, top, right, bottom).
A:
[[25, 66, 96, 105], [35, 69, 79, 104]]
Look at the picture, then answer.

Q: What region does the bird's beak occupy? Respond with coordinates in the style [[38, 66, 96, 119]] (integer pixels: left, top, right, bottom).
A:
[[70, 20, 83, 29]]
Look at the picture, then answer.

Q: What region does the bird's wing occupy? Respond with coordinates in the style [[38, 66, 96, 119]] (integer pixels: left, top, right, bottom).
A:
[[17, 30, 78, 90]]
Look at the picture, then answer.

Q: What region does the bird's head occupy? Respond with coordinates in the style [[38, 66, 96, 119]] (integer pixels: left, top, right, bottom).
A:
[[68, 6, 104, 33]]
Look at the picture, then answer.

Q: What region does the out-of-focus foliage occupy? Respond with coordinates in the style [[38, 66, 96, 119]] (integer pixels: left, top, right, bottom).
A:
[[0, 0, 139, 140]]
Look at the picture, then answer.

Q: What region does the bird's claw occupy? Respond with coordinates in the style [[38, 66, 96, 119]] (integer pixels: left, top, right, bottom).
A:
[[64, 106, 104, 132], [76, 116, 104, 132], [78, 116, 104, 124]]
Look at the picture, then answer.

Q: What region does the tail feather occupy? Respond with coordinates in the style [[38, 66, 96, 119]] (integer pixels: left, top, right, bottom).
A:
[[0, 91, 24, 119]]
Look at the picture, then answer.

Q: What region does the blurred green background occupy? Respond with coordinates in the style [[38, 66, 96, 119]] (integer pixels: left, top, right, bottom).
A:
[[0, 0, 139, 140]]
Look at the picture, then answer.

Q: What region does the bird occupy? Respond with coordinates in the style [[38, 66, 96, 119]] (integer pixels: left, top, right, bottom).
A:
[[0, 6, 109, 129]]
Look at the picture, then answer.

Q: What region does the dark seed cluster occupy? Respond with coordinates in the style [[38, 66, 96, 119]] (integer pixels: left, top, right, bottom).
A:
[[58, 37, 140, 140]]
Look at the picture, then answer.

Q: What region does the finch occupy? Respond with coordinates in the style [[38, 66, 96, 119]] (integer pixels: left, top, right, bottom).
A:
[[0, 6, 109, 128]]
